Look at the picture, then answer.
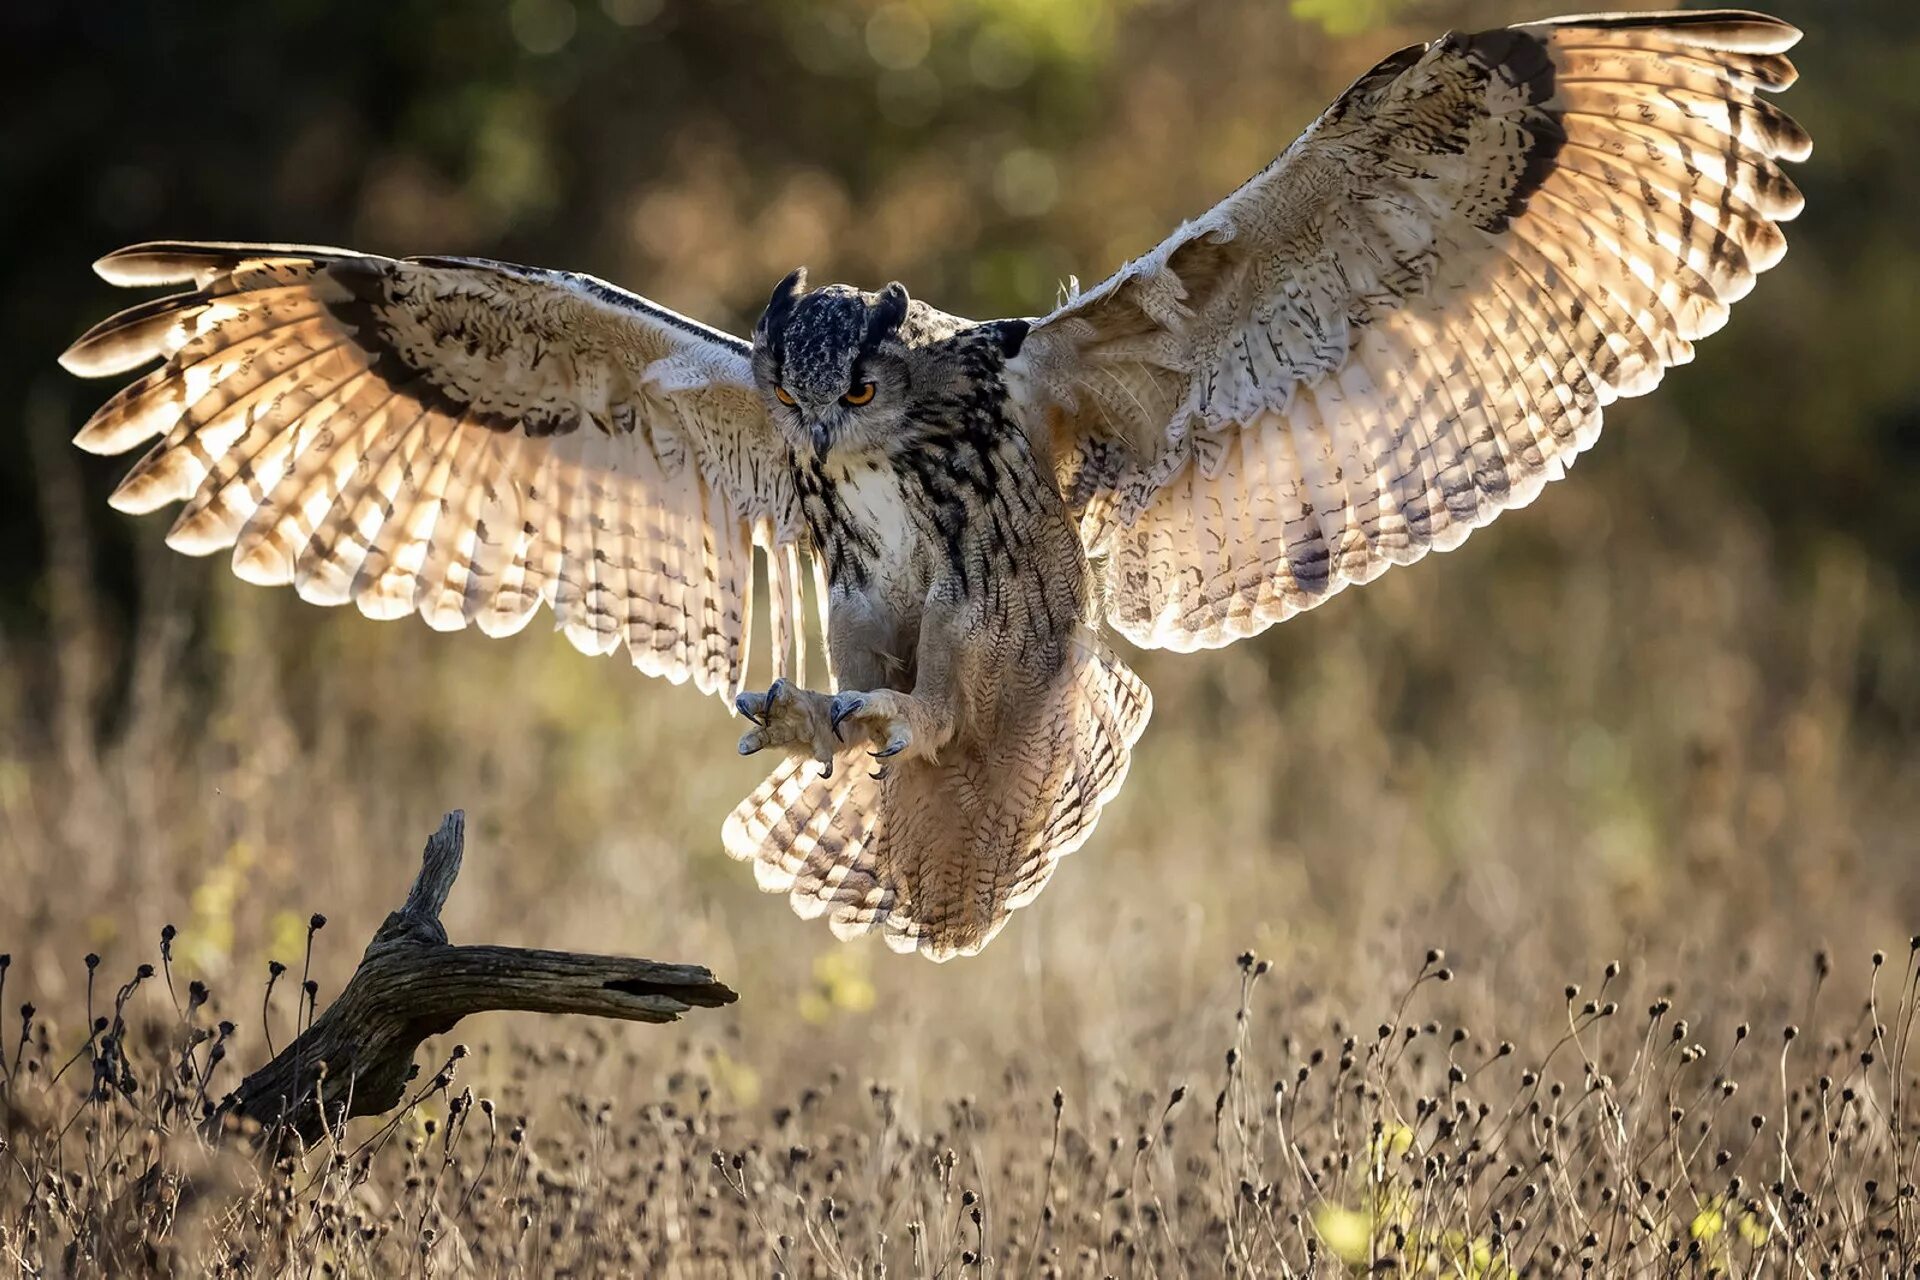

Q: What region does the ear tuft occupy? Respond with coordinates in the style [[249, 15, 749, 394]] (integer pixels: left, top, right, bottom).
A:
[[866, 282, 910, 345], [760, 267, 808, 333], [987, 318, 1030, 359]]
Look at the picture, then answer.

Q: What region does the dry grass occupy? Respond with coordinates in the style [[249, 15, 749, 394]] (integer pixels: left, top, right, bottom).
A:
[[9, 939, 1920, 1276], [2, 412, 1919, 1275]]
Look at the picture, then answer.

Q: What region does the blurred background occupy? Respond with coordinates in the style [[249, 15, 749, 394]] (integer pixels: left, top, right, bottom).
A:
[[1, 0, 1917, 1152]]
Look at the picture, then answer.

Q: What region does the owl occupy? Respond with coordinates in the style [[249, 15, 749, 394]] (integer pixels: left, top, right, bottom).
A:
[[61, 11, 1806, 959]]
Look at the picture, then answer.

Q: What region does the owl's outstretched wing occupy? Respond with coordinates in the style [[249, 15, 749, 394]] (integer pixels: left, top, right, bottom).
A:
[[1012, 11, 1806, 652], [62, 243, 823, 701]]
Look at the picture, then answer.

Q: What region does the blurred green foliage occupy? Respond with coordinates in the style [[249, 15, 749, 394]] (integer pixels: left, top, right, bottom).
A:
[[1291, 0, 1418, 38], [1, 0, 1916, 635]]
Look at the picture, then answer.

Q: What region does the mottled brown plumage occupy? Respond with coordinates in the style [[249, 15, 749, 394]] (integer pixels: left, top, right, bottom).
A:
[[61, 11, 1805, 959], [724, 275, 1137, 956]]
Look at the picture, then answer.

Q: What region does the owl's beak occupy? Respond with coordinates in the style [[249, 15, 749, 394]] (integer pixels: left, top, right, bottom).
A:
[[810, 422, 831, 461]]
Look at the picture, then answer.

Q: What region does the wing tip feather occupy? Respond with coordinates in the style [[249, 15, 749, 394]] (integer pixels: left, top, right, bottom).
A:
[[72, 394, 172, 455], [164, 511, 238, 558], [1534, 12, 1803, 56], [59, 310, 179, 378], [233, 541, 297, 587], [91, 240, 356, 287], [58, 342, 120, 378]]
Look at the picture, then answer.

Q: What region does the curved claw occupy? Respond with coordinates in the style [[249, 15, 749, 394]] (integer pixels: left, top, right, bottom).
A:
[[872, 735, 908, 760], [828, 692, 866, 738], [736, 677, 792, 727], [870, 764, 890, 781], [818, 757, 834, 780]]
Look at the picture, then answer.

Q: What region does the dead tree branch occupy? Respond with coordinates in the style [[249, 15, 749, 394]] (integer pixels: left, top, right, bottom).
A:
[[208, 810, 736, 1146]]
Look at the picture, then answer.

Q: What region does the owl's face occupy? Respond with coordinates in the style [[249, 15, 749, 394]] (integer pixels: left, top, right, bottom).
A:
[[751, 269, 998, 464]]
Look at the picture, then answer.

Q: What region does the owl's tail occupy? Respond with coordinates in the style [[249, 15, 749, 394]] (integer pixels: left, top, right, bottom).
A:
[[721, 638, 1151, 960]]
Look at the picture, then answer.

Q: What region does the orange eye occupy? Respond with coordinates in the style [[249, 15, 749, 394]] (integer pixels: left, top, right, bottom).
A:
[[842, 381, 876, 407], [774, 386, 796, 406]]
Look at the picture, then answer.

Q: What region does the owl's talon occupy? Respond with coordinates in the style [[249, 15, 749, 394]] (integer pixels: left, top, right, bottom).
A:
[[735, 677, 795, 728], [870, 764, 890, 781], [735, 678, 839, 763], [826, 688, 922, 762], [828, 691, 866, 738]]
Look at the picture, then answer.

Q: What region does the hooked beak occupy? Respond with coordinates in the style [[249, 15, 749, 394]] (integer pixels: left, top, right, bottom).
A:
[[810, 422, 831, 461]]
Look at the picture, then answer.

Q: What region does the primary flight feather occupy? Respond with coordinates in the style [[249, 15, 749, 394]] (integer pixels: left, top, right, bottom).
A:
[[62, 10, 1806, 959]]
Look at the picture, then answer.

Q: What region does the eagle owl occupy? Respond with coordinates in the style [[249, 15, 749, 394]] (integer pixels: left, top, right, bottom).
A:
[[61, 12, 1807, 959]]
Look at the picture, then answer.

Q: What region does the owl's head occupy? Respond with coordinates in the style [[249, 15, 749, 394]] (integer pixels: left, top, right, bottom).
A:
[[750, 268, 1027, 462]]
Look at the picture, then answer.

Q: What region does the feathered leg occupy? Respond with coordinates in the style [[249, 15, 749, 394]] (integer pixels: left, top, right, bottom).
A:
[[824, 588, 962, 766]]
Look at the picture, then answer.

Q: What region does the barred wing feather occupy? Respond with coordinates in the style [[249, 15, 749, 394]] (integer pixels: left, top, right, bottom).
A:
[[62, 243, 819, 700], [1016, 11, 1807, 651]]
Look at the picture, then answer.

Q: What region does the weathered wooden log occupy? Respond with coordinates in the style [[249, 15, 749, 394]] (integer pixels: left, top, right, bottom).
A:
[[209, 810, 736, 1146]]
